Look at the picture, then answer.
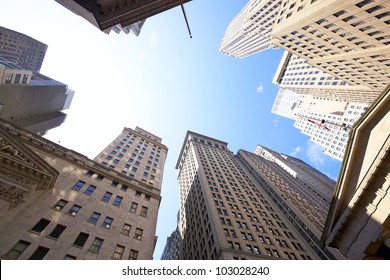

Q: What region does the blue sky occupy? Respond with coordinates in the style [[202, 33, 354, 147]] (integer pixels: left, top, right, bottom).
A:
[[1, 0, 341, 259]]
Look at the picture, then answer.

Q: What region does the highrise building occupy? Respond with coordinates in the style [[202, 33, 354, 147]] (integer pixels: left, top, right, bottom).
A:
[[221, 0, 390, 94], [0, 26, 47, 72], [322, 84, 390, 259], [0, 122, 167, 260], [272, 86, 370, 160], [173, 131, 336, 260], [0, 56, 74, 136], [219, 0, 280, 58], [273, 51, 379, 103], [55, 0, 191, 36]]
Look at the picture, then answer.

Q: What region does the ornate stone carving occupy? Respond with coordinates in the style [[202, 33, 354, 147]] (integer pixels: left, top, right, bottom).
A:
[[0, 136, 36, 167], [0, 181, 28, 209]]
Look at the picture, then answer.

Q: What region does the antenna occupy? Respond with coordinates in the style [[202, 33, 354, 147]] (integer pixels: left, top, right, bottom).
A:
[[180, 0, 192, 38]]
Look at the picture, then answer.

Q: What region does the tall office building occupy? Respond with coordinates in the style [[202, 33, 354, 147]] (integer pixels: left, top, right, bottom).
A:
[[221, 0, 390, 94], [0, 26, 47, 72], [271, 0, 390, 92], [219, 0, 280, 58], [272, 87, 369, 160], [56, 0, 191, 35], [0, 122, 167, 260], [174, 131, 335, 260], [273, 51, 379, 103], [0, 57, 74, 136]]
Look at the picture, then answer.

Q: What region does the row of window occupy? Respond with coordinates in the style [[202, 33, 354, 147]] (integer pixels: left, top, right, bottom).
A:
[[5, 239, 139, 260]]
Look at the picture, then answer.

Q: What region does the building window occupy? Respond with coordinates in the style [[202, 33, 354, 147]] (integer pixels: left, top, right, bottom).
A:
[[71, 180, 85, 191], [111, 181, 118, 188], [5, 73, 13, 83], [121, 223, 131, 236], [5, 240, 30, 259], [88, 212, 101, 224], [85, 170, 94, 177], [31, 218, 50, 233], [83, 185, 97, 196], [112, 245, 125, 260], [67, 204, 81, 216], [134, 228, 143, 240], [28, 246, 50, 260], [121, 185, 128, 192], [140, 206, 148, 217], [89, 237, 104, 253], [113, 196, 123, 207], [14, 73, 21, 83], [64, 254, 77, 260], [48, 224, 66, 239], [102, 217, 113, 229], [22, 74, 29, 84], [96, 175, 104, 181], [53, 199, 68, 211], [129, 249, 139, 260], [101, 191, 113, 203], [130, 202, 138, 214], [73, 232, 89, 247]]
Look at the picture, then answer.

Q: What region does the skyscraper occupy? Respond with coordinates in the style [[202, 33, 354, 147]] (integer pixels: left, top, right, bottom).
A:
[[271, 86, 370, 160], [219, 0, 280, 58], [273, 51, 379, 104], [173, 131, 336, 260], [0, 26, 47, 72], [221, 0, 390, 94], [0, 56, 74, 136], [0, 122, 167, 260]]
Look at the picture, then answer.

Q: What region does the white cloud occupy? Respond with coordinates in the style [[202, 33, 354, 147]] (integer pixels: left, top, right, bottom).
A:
[[290, 146, 303, 157], [256, 84, 264, 94], [273, 118, 279, 128], [306, 141, 327, 167]]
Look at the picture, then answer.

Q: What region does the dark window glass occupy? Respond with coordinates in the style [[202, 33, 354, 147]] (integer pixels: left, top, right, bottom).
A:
[[73, 232, 89, 247], [49, 224, 66, 239], [29, 246, 50, 260], [31, 219, 50, 233]]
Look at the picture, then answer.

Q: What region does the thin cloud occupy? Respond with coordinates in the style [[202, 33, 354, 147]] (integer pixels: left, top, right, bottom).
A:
[[256, 84, 264, 94], [290, 146, 303, 157], [306, 141, 327, 167], [273, 118, 279, 128]]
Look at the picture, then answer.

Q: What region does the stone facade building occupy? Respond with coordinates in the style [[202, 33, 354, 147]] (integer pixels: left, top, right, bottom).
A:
[[0, 121, 167, 260]]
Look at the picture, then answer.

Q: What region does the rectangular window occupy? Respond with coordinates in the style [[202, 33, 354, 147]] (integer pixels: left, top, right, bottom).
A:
[[134, 228, 143, 240], [129, 249, 139, 260], [121, 223, 131, 236], [73, 232, 89, 247], [113, 196, 123, 207], [85, 170, 94, 177], [111, 181, 118, 188], [31, 218, 50, 233], [29, 246, 50, 260], [88, 212, 101, 224], [130, 202, 138, 214], [101, 191, 113, 203], [89, 238, 104, 253], [49, 224, 66, 239], [102, 217, 113, 229], [72, 180, 85, 191], [112, 245, 125, 260], [140, 206, 148, 217], [83, 185, 97, 196], [64, 254, 77, 260], [96, 175, 104, 181], [22, 74, 29, 84], [14, 73, 21, 83], [5, 240, 30, 259], [53, 199, 68, 211], [67, 204, 81, 216]]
